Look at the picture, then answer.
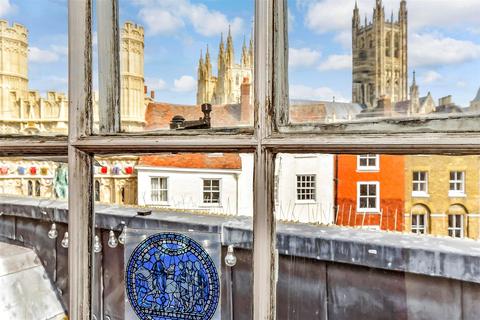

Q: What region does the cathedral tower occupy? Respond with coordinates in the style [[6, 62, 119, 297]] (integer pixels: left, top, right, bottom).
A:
[[120, 22, 145, 131], [352, 0, 408, 109], [0, 20, 29, 119], [196, 30, 253, 106]]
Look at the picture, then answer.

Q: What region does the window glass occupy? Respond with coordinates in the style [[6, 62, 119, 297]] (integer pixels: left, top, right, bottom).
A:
[[296, 174, 316, 201], [275, 153, 480, 318], [285, 0, 480, 130], [0, 1, 68, 136], [0, 156, 69, 318], [92, 153, 254, 319], [93, 0, 255, 133]]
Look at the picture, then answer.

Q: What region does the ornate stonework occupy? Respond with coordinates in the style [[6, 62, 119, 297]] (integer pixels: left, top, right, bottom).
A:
[[196, 29, 253, 105], [352, 0, 408, 109]]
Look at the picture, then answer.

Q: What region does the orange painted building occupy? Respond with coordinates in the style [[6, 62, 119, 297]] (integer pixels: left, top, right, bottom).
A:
[[336, 154, 405, 231]]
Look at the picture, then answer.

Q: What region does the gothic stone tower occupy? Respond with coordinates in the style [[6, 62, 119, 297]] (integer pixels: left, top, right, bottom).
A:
[[197, 29, 253, 105], [352, 0, 408, 109], [120, 22, 145, 131], [0, 20, 29, 119]]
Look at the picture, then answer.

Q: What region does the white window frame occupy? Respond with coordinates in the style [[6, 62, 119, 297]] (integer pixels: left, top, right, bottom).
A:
[[296, 174, 316, 203], [357, 181, 380, 213], [448, 214, 464, 238], [357, 154, 379, 172], [150, 176, 168, 205], [202, 178, 222, 206], [0, 1, 478, 319], [411, 213, 427, 234], [449, 171, 466, 197], [412, 171, 429, 197]]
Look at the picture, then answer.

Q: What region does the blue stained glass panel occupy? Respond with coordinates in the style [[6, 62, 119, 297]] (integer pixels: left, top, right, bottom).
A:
[[126, 232, 220, 320]]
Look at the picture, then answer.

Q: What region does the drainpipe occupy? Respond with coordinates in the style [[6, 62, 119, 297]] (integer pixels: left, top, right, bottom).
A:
[[334, 154, 338, 224]]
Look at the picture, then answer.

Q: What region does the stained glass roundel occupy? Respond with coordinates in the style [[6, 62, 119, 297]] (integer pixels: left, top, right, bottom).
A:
[[126, 232, 220, 320]]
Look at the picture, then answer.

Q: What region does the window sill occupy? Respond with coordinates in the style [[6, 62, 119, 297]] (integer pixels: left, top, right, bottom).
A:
[[295, 200, 317, 204], [412, 192, 430, 198], [448, 193, 466, 198], [199, 203, 222, 208], [356, 210, 381, 214], [356, 168, 379, 173]]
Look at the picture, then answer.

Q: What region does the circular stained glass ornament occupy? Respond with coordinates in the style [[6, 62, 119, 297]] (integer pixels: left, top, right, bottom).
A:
[[126, 232, 220, 320]]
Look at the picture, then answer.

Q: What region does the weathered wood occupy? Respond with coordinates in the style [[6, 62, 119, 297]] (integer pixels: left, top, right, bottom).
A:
[[69, 0, 93, 139], [71, 134, 257, 154], [68, 147, 94, 320], [264, 132, 480, 155], [0, 136, 67, 156], [97, 0, 121, 133], [253, 0, 277, 319], [277, 112, 480, 135], [273, 0, 289, 128], [68, 1, 94, 319]]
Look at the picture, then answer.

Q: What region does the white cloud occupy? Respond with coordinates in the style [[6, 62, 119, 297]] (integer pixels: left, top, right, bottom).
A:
[[139, 8, 184, 35], [146, 77, 167, 91], [333, 31, 351, 48], [302, 0, 480, 34], [134, 0, 244, 37], [29, 44, 68, 64], [173, 75, 196, 92], [410, 33, 480, 67], [420, 70, 442, 84], [29, 47, 60, 63], [318, 54, 352, 71], [0, 0, 13, 16], [289, 48, 321, 68], [290, 84, 348, 102]]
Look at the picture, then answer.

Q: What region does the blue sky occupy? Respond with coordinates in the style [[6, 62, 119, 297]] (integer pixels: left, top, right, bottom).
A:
[[1, 0, 479, 107]]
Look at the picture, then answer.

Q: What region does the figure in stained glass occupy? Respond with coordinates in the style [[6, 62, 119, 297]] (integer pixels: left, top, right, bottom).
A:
[[126, 232, 220, 320]]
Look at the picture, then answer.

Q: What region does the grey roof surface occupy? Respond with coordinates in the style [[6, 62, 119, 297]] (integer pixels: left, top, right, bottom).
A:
[[0, 242, 65, 320], [2, 195, 480, 284]]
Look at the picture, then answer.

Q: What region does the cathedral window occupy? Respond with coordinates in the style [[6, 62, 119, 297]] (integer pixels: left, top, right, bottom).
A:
[[35, 180, 41, 197], [27, 180, 33, 196]]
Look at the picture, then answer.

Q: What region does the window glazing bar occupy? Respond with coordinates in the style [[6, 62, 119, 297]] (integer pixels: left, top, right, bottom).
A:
[[68, 0, 94, 319], [97, 0, 121, 133]]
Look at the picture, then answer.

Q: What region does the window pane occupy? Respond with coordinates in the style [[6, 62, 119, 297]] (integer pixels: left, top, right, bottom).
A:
[[94, 0, 255, 133], [284, 0, 480, 133], [0, 156, 69, 318], [0, 2, 67, 136], [275, 153, 480, 318], [92, 153, 253, 319]]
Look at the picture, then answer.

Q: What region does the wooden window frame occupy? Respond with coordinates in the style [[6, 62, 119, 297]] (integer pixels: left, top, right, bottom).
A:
[[0, 1, 478, 319], [150, 176, 168, 205], [357, 181, 380, 213], [295, 174, 316, 202]]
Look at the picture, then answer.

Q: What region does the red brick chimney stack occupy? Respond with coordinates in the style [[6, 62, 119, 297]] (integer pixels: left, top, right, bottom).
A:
[[240, 77, 251, 124]]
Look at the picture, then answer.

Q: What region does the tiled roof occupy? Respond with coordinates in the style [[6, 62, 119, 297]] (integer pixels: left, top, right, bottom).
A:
[[145, 102, 244, 130], [138, 153, 242, 170]]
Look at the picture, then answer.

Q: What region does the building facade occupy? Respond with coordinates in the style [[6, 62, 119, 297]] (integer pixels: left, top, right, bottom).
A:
[[404, 155, 480, 239], [352, 0, 408, 109], [336, 154, 405, 230], [136, 153, 253, 216], [275, 154, 335, 224], [196, 29, 253, 105]]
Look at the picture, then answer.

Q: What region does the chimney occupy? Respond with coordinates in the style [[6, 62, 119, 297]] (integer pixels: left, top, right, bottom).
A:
[[240, 77, 251, 124], [150, 90, 155, 100], [144, 85, 148, 94], [377, 95, 393, 116]]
